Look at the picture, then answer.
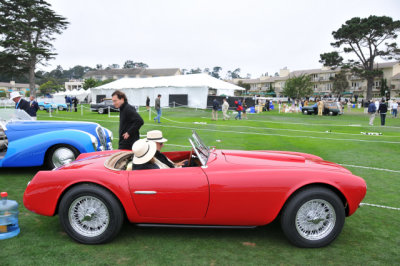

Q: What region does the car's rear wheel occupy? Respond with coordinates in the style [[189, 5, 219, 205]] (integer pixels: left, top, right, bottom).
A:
[[58, 106, 64, 111], [98, 108, 104, 114], [303, 110, 308, 115], [46, 145, 79, 169], [280, 187, 345, 248], [39, 106, 45, 111], [59, 184, 124, 244]]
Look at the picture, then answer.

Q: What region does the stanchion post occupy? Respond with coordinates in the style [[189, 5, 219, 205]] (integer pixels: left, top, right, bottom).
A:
[[49, 107, 52, 117], [81, 104, 83, 116], [173, 101, 175, 108], [149, 107, 151, 121], [108, 106, 110, 118]]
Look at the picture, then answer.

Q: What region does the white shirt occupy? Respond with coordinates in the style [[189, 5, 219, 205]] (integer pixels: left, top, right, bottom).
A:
[[222, 101, 229, 111], [392, 102, 398, 110]]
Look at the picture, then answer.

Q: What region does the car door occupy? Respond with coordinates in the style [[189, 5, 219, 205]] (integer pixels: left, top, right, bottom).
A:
[[128, 167, 209, 219]]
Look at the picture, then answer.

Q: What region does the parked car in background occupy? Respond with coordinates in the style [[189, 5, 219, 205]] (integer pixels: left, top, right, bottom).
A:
[[90, 99, 119, 114], [23, 131, 366, 248], [38, 101, 68, 111], [0, 109, 113, 169], [302, 101, 342, 115]]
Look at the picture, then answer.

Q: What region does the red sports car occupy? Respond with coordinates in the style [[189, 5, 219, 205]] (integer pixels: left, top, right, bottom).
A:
[[23, 131, 366, 248]]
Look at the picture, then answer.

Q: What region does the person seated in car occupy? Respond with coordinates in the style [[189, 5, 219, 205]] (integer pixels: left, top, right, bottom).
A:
[[131, 139, 159, 170], [146, 130, 188, 168]]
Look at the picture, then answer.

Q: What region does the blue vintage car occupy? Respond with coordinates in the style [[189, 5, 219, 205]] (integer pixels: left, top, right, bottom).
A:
[[0, 109, 113, 169], [38, 101, 68, 111]]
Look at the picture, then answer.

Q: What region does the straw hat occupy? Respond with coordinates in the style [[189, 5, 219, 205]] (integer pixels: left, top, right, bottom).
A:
[[10, 91, 21, 100], [132, 139, 157, 165], [146, 130, 167, 143]]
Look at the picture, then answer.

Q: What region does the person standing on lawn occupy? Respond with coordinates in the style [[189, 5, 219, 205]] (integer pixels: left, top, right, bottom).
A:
[[377, 99, 388, 126], [222, 98, 230, 120], [112, 90, 144, 149], [367, 100, 376, 126], [28, 95, 39, 120], [146, 96, 150, 111], [392, 100, 398, 118], [242, 99, 248, 119], [212, 98, 220, 121], [154, 94, 162, 123]]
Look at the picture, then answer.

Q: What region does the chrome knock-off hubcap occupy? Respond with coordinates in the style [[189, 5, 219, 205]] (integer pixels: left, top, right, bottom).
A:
[[69, 196, 109, 237], [295, 199, 336, 241], [52, 147, 76, 167]]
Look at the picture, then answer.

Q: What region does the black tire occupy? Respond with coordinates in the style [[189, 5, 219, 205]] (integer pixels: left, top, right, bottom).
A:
[[98, 108, 104, 114], [303, 110, 308, 115], [39, 106, 45, 111], [59, 184, 124, 244], [58, 106, 64, 111], [280, 186, 345, 248], [46, 145, 80, 169]]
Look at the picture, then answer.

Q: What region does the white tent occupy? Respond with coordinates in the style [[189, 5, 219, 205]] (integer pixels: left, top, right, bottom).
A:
[[91, 74, 245, 109], [51, 89, 91, 103]]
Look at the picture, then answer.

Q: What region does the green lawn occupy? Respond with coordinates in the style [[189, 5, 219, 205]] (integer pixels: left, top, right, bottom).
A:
[[1, 105, 399, 265]]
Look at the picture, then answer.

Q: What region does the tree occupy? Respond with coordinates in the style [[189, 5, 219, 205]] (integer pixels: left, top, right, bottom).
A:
[[320, 16, 400, 100], [0, 0, 69, 97], [380, 78, 389, 97], [123, 60, 135, 69], [282, 75, 313, 99], [237, 80, 250, 93], [228, 68, 241, 79], [38, 78, 62, 95], [133, 62, 148, 68], [96, 64, 103, 70], [82, 78, 97, 90], [188, 68, 202, 74], [331, 70, 349, 96], [211, 66, 222, 79]]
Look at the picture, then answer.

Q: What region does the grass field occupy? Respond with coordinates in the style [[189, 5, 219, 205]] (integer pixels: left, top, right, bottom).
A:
[[1, 105, 399, 265]]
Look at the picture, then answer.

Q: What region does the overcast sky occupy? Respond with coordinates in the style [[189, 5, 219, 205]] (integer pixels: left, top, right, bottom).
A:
[[45, 0, 400, 78]]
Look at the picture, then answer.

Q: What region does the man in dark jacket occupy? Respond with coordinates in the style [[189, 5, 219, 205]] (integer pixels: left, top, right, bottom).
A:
[[112, 90, 144, 149], [377, 99, 388, 126], [212, 98, 219, 120], [10, 91, 30, 114], [28, 95, 39, 120]]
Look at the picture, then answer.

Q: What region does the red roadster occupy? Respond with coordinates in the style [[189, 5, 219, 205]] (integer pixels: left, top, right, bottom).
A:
[[23, 131, 366, 247]]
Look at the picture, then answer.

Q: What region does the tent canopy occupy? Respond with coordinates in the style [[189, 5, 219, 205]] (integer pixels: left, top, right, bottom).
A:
[[91, 74, 245, 109], [95, 74, 245, 91]]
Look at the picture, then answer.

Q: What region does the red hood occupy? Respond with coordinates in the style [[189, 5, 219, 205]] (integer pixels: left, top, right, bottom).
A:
[[221, 150, 351, 174]]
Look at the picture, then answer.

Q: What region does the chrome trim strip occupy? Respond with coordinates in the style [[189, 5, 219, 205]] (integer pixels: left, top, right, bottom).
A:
[[134, 191, 157, 195]]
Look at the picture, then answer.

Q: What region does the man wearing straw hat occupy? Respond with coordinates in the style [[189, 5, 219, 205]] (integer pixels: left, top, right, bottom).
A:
[[146, 130, 188, 168], [10, 91, 30, 114], [131, 139, 159, 170]]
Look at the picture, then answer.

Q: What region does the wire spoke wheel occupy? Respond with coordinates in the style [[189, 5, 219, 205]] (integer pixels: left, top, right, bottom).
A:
[[68, 196, 110, 238], [295, 199, 336, 241]]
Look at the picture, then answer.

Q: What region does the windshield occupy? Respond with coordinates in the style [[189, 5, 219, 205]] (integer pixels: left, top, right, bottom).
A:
[[0, 109, 33, 126], [188, 130, 210, 166]]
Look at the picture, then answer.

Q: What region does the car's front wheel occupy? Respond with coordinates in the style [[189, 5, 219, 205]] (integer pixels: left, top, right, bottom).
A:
[[39, 106, 45, 111], [46, 145, 79, 169], [280, 186, 345, 248], [98, 108, 104, 114], [59, 184, 124, 244], [58, 106, 64, 111]]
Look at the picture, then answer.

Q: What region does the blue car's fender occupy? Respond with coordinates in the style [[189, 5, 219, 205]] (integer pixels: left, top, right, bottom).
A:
[[0, 130, 96, 167]]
